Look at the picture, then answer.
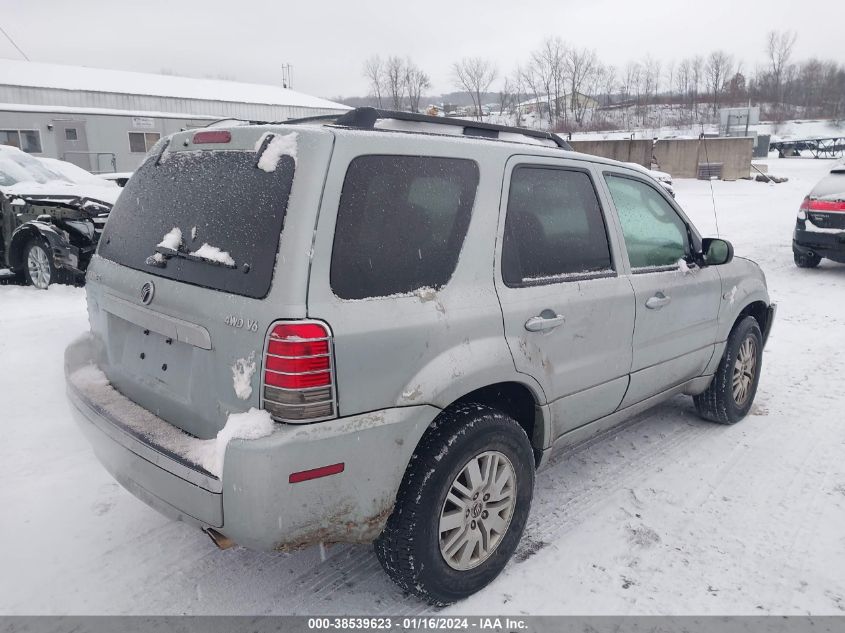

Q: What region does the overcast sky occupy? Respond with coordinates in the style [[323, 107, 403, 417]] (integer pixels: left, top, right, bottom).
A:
[[0, 0, 840, 100]]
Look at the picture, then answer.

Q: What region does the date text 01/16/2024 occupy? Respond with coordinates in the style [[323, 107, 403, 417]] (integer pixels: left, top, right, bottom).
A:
[[306, 617, 529, 630]]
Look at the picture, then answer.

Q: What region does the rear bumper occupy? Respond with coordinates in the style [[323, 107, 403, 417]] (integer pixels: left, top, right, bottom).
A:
[[793, 229, 845, 263], [65, 333, 437, 550]]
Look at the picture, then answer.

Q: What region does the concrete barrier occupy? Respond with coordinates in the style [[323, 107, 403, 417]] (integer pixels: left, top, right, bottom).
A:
[[653, 137, 754, 180], [569, 139, 653, 167]]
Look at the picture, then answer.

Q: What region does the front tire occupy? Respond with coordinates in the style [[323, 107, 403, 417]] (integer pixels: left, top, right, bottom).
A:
[[375, 403, 534, 605], [694, 316, 763, 424], [23, 240, 56, 289]]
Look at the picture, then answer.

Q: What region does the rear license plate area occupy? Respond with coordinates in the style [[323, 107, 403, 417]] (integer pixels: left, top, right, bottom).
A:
[[121, 324, 192, 395]]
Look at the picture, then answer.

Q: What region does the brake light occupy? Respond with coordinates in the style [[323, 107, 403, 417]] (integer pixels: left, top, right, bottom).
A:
[[192, 130, 231, 144], [807, 198, 845, 212], [262, 321, 336, 423]]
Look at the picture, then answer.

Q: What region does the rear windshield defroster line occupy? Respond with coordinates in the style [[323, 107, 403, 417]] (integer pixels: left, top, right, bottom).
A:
[[98, 150, 295, 299]]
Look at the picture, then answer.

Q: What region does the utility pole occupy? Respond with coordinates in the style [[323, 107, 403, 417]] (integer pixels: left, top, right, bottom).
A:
[[281, 64, 293, 89]]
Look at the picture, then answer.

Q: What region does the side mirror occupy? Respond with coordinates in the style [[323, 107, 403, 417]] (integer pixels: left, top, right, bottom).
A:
[[702, 237, 734, 266]]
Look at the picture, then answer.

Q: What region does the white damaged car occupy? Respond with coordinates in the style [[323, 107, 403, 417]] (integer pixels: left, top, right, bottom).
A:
[[0, 146, 118, 287]]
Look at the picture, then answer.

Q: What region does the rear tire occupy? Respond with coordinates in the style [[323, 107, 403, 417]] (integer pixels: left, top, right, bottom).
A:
[[794, 251, 821, 268], [375, 403, 534, 605], [694, 316, 763, 424], [23, 239, 56, 289]]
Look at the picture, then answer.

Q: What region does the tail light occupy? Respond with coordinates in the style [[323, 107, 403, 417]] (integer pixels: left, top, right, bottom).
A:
[[261, 321, 337, 423], [807, 197, 845, 212]]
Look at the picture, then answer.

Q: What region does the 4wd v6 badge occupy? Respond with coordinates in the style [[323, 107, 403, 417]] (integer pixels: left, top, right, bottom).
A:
[[224, 315, 258, 332]]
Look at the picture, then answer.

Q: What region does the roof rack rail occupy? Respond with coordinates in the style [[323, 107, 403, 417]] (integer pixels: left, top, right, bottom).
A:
[[282, 107, 573, 150]]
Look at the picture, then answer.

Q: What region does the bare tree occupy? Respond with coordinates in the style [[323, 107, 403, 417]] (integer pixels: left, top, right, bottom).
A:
[[403, 59, 431, 113], [706, 50, 734, 115], [641, 56, 661, 123], [452, 57, 498, 121], [385, 56, 405, 110], [766, 30, 797, 108], [498, 77, 515, 115], [540, 37, 568, 126], [567, 47, 598, 124], [575, 62, 606, 125], [518, 64, 545, 127], [664, 59, 675, 100], [525, 39, 564, 126], [691, 55, 704, 116], [509, 71, 527, 126], [621, 61, 641, 128], [601, 64, 617, 106], [676, 58, 691, 111], [363, 55, 384, 108]]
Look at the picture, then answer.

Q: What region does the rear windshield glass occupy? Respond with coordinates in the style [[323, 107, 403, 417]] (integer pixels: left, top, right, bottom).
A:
[[330, 155, 479, 300], [98, 149, 295, 299]]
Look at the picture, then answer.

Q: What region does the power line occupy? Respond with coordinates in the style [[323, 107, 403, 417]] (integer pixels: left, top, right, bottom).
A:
[[0, 23, 30, 61]]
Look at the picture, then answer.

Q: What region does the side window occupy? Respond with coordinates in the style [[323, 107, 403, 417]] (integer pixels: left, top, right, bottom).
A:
[[502, 166, 613, 287], [330, 155, 480, 300], [604, 174, 689, 270], [1, 130, 42, 153]]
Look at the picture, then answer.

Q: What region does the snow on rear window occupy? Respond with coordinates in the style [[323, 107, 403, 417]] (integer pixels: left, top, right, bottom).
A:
[[157, 227, 182, 250], [191, 243, 235, 267], [256, 132, 298, 172]]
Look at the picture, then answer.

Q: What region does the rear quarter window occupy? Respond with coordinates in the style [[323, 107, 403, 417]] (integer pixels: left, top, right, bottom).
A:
[[330, 155, 480, 300]]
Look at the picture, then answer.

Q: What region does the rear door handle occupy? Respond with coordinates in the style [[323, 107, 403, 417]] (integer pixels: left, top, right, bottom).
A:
[[524, 313, 566, 332], [645, 292, 671, 310]]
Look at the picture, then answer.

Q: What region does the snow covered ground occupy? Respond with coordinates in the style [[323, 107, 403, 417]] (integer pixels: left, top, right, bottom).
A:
[[1, 157, 844, 615]]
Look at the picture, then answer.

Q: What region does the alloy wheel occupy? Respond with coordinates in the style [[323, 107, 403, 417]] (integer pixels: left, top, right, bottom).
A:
[[732, 336, 757, 406], [438, 450, 517, 571], [27, 245, 52, 289]]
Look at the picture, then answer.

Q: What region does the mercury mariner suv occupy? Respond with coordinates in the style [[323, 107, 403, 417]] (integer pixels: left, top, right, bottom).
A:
[[65, 108, 776, 605]]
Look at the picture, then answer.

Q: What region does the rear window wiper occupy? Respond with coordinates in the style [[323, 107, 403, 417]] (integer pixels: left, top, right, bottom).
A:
[[145, 245, 237, 269]]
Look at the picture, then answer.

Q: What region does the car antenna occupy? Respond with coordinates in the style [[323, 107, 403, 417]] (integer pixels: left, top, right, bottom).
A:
[[700, 125, 721, 238]]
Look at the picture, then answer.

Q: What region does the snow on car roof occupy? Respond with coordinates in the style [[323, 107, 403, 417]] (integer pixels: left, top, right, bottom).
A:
[[0, 59, 351, 112]]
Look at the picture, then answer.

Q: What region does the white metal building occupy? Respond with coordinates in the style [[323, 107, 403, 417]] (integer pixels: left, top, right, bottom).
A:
[[0, 59, 350, 172]]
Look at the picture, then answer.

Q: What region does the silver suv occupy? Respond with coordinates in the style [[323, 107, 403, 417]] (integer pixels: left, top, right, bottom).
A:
[[65, 108, 775, 605]]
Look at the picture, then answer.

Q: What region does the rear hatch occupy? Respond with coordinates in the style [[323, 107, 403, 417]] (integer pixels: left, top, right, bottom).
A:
[[807, 170, 845, 230], [88, 125, 333, 439]]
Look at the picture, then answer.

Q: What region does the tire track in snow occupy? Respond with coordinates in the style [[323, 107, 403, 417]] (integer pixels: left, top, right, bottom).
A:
[[512, 401, 714, 565], [258, 399, 721, 614]]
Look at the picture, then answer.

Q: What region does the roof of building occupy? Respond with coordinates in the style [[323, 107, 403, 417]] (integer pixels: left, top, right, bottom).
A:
[[0, 102, 220, 120], [0, 58, 350, 112]]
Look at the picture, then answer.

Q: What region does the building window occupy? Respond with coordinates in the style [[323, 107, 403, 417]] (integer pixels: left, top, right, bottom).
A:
[[65, 128, 78, 141], [129, 131, 161, 153], [0, 129, 42, 153]]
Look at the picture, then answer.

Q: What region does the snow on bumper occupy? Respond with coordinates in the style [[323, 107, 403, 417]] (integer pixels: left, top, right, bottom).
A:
[[64, 333, 437, 550]]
